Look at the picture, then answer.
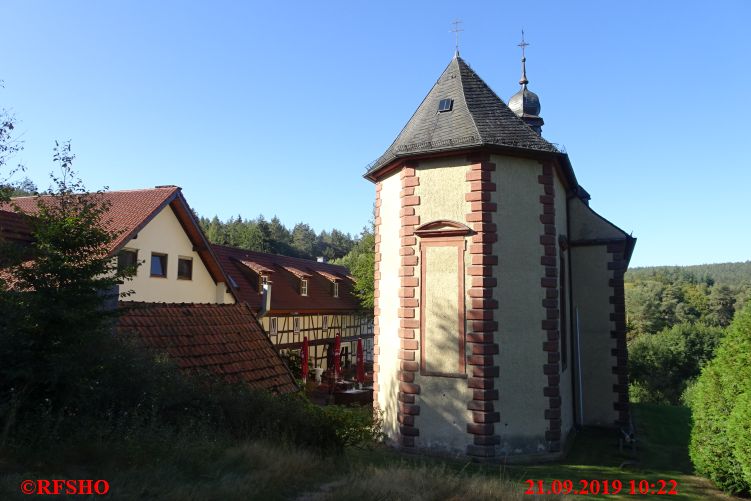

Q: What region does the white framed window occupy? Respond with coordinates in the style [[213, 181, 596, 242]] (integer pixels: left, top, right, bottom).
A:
[[293, 316, 301, 334], [270, 317, 278, 336], [258, 274, 268, 294], [333, 282, 339, 298], [300, 278, 308, 296], [322, 316, 328, 331]]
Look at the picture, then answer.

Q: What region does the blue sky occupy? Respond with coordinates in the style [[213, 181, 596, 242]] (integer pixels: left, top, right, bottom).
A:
[[2, 1, 749, 267]]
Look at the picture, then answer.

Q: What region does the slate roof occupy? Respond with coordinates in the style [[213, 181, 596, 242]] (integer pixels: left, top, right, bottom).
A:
[[116, 302, 297, 394], [366, 55, 559, 177], [212, 244, 361, 314]]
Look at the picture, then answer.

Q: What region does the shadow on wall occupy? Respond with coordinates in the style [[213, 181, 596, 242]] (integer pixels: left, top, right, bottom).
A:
[[408, 296, 474, 454]]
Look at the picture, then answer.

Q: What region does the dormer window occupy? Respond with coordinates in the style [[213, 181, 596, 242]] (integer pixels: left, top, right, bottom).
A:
[[333, 282, 339, 298], [258, 274, 268, 294], [300, 278, 308, 296], [438, 98, 453, 112]]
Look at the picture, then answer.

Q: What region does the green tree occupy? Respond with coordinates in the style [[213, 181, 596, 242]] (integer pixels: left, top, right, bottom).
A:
[[333, 227, 374, 310], [626, 280, 665, 335], [269, 216, 291, 249], [688, 305, 751, 495], [0, 142, 137, 438], [707, 285, 736, 327], [292, 222, 316, 259], [205, 215, 225, 244], [628, 322, 724, 404], [1, 82, 24, 202]]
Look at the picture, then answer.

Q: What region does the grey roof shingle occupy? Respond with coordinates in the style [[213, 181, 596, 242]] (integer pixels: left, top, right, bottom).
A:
[[366, 56, 558, 176]]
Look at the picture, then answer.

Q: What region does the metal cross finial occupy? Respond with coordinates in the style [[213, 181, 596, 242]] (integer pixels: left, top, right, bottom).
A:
[[518, 30, 529, 60], [518, 30, 529, 86], [450, 19, 464, 56]]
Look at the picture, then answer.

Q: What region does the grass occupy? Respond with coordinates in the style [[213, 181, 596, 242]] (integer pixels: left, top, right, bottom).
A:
[[0, 404, 741, 500]]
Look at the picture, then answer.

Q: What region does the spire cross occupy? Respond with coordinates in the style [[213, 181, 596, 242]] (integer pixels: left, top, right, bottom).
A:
[[517, 30, 529, 86], [518, 30, 529, 60], [450, 19, 464, 56]]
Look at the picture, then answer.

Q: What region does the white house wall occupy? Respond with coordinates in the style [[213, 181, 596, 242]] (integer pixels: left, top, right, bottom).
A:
[[119, 205, 233, 304]]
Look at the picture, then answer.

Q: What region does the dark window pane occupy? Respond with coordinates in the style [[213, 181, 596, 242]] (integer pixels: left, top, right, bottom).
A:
[[438, 98, 453, 112], [178, 258, 192, 280], [118, 249, 138, 272], [151, 254, 167, 277]]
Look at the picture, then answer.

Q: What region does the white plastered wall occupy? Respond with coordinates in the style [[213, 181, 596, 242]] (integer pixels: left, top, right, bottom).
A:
[[118, 205, 233, 304], [376, 171, 402, 441], [492, 154, 549, 454], [413, 158, 473, 452], [570, 244, 617, 426]]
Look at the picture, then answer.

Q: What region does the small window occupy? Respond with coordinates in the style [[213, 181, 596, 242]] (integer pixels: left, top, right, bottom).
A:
[[270, 317, 278, 336], [150, 253, 167, 277], [177, 257, 193, 280], [293, 317, 301, 334], [322, 316, 328, 331], [300, 278, 308, 296], [228, 275, 239, 288], [438, 98, 454, 112], [258, 274, 268, 294], [117, 249, 138, 273], [333, 282, 339, 298]]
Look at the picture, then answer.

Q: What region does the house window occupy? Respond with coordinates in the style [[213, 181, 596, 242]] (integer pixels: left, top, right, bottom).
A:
[[117, 248, 138, 273], [150, 253, 167, 277], [300, 278, 308, 296], [293, 317, 301, 334], [177, 257, 193, 280], [322, 316, 328, 331], [258, 274, 268, 294], [270, 317, 278, 336], [333, 282, 339, 298]]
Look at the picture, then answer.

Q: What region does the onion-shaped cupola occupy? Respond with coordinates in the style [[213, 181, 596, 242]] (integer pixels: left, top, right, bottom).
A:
[[508, 31, 544, 135]]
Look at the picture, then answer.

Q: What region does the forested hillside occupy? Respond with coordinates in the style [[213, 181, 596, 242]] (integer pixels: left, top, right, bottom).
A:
[[625, 261, 751, 406], [627, 261, 751, 288], [198, 215, 358, 262]]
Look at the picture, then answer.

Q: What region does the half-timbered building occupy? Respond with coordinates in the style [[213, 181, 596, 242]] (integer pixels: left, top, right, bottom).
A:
[[212, 244, 374, 368]]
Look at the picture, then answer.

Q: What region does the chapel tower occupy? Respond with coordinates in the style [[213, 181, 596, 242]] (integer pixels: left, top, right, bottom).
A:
[[365, 41, 634, 460]]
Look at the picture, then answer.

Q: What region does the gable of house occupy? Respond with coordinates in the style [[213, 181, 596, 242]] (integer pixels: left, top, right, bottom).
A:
[[6, 187, 235, 304]]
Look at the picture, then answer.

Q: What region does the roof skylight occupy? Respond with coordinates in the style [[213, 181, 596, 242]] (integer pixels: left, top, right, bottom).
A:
[[438, 98, 454, 112]]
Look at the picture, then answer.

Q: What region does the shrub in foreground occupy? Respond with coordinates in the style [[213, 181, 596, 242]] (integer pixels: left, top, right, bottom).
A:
[[688, 306, 751, 495]]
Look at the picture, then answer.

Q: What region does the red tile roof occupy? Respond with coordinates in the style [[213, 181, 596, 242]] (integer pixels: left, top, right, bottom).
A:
[[236, 258, 274, 275], [317, 270, 342, 282], [9, 187, 181, 254], [282, 265, 312, 279], [4, 188, 232, 292], [212, 244, 362, 314], [0, 210, 33, 244], [116, 302, 297, 394]]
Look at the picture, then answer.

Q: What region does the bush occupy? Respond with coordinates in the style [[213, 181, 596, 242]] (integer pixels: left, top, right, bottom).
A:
[[321, 404, 384, 448], [628, 322, 724, 404], [689, 306, 751, 495]]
